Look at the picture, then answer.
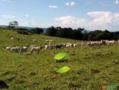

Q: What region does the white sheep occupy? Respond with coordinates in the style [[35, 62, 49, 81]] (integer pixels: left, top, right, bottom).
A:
[[30, 46, 42, 54]]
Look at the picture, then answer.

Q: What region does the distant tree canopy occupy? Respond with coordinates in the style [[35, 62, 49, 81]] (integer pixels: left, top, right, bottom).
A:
[[72, 28, 84, 40], [2, 21, 119, 40], [45, 27, 119, 40], [46, 26, 57, 36], [16, 27, 43, 35], [31, 27, 43, 34], [56, 27, 73, 38], [87, 30, 113, 41], [112, 31, 119, 40], [9, 21, 19, 29], [8, 21, 44, 35], [16, 27, 32, 35]]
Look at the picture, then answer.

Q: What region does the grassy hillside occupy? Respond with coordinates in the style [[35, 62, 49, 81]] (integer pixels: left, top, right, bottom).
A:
[[0, 29, 119, 90]]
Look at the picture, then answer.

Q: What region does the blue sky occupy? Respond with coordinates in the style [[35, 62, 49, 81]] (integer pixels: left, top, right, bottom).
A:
[[0, 0, 119, 31]]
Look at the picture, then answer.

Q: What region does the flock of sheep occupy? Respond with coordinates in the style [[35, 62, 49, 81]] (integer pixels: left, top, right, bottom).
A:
[[87, 40, 117, 46], [5, 39, 118, 54], [5, 42, 78, 54]]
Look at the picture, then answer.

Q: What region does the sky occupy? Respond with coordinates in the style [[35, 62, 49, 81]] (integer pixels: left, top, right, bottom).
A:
[[0, 0, 119, 31]]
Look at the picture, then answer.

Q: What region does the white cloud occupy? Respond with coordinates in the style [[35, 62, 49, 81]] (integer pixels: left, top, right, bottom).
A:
[[48, 5, 58, 9], [1, 11, 119, 31], [54, 16, 86, 28], [87, 11, 113, 29], [53, 11, 119, 31], [115, 0, 119, 4], [0, 14, 41, 27], [65, 1, 76, 7]]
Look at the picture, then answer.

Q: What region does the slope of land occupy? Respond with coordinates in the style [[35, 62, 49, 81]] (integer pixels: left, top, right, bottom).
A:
[[0, 29, 119, 90]]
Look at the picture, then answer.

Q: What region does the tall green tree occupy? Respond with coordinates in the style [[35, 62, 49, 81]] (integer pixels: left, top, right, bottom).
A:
[[9, 21, 19, 29], [72, 28, 84, 40], [56, 27, 73, 38], [46, 26, 57, 36]]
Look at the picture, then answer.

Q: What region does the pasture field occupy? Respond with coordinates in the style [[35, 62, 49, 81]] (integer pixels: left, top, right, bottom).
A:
[[0, 29, 119, 90]]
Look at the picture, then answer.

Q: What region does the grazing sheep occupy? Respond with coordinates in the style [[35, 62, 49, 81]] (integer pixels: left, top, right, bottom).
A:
[[87, 40, 117, 47], [44, 44, 49, 50], [44, 44, 56, 50], [29, 46, 42, 54], [6, 46, 21, 53], [105, 40, 116, 45], [6, 47, 11, 51], [10, 37, 14, 40], [19, 46, 28, 53], [10, 46, 21, 53], [55, 44, 65, 49], [48, 45, 56, 50], [6, 46, 28, 53], [5, 42, 79, 54], [72, 43, 78, 48], [65, 43, 72, 48], [87, 41, 103, 46]]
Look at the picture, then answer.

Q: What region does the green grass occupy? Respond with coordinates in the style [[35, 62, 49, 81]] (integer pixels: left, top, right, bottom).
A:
[[0, 29, 119, 90]]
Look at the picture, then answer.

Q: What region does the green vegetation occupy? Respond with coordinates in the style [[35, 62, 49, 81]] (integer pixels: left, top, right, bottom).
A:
[[54, 53, 69, 62], [0, 29, 119, 90], [46, 26, 119, 40], [54, 66, 70, 74]]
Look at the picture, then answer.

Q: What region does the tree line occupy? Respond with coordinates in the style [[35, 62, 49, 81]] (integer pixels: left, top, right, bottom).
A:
[[46, 26, 119, 41], [7, 21, 44, 35], [0, 21, 119, 41]]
